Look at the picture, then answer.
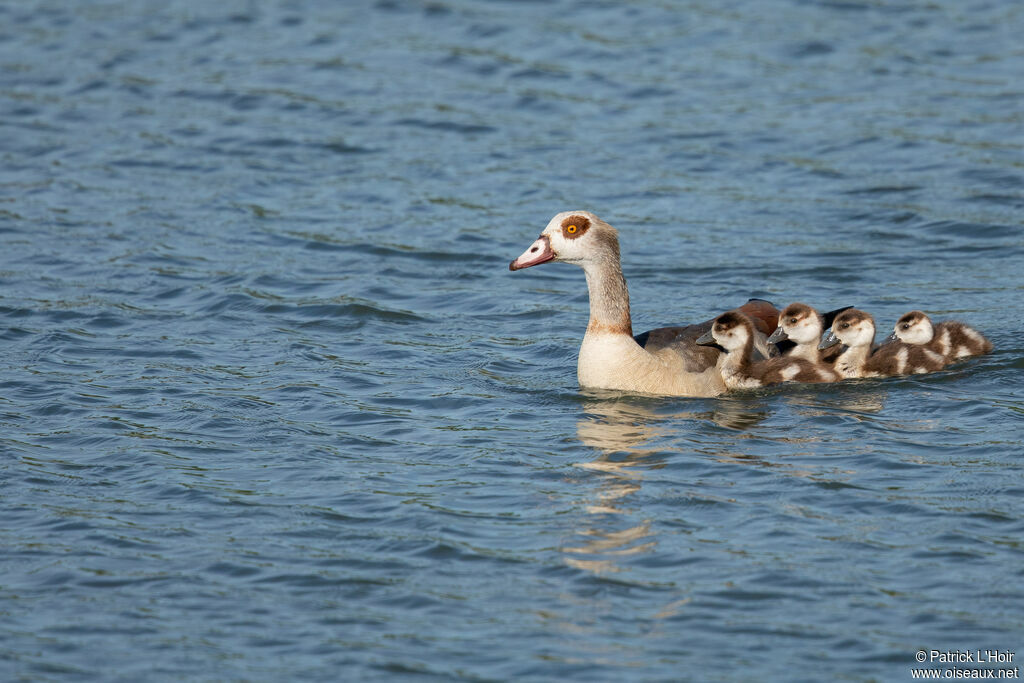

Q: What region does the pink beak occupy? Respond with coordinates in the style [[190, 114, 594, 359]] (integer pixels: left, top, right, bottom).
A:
[[509, 235, 555, 271]]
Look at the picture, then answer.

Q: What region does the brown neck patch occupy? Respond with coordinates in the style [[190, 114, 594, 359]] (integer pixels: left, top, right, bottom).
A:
[[560, 214, 591, 240], [587, 318, 632, 336]]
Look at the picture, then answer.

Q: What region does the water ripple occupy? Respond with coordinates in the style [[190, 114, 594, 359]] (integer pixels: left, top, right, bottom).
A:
[[1, 0, 1022, 680]]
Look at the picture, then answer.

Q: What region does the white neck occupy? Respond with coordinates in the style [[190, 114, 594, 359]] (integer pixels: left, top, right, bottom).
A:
[[789, 342, 821, 363]]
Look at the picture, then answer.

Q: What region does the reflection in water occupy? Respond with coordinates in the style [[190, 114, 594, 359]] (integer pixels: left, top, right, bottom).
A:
[[562, 522, 657, 575], [564, 395, 772, 575], [564, 386, 889, 575], [564, 399, 667, 575], [576, 389, 776, 443], [786, 383, 888, 418]]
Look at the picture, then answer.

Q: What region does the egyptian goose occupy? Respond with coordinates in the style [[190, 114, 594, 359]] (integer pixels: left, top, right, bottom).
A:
[[887, 311, 992, 362], [509, 211, 780, 397], [696, 311, 839, 389], [820, 309, 946, 378], [766, 302, 851, 364]]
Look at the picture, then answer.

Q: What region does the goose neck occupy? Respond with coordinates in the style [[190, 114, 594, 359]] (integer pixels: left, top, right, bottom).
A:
[[582, 261, 632, 336]]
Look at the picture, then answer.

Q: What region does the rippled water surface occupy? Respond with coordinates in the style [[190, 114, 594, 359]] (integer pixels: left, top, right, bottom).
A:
[[2, 0, 1023, 680]]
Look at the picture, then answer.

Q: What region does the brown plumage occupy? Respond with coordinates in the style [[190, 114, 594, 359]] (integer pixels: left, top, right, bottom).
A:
[[823, 309, 947, 378], [509, 211, 784, 396], [698, 311, 839, 390], [891, 310, 992, 362]]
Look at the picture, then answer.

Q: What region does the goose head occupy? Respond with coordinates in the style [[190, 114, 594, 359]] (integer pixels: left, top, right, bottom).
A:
[[887, 310, 934, 345], [767, 302, 823, 345], [819, 309, 875, 350], [696, 311, 754, 353], [509, 210, 621, 272]]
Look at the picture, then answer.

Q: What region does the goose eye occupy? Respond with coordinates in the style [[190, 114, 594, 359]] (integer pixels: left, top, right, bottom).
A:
[[566, 224, 577, 234], [840, 323, 849, 329], [901, 323, 910, 330], [788, 317, 797, 324]]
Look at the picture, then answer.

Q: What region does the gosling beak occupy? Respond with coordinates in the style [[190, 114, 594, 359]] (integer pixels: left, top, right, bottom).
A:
[[766, 326, 789, 344], [818, 331, 840, 350], [695, 330, 716, 346], [509, 235, 555, 271], [695, 329, 724, 352], [880, 332, 899, 345]]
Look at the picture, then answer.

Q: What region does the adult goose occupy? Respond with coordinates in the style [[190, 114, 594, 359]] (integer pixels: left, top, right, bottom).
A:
[[509, 210, 779, 397]]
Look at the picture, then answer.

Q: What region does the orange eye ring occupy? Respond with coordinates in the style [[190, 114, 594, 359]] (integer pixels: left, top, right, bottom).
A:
[[566, 224, 577, 233]]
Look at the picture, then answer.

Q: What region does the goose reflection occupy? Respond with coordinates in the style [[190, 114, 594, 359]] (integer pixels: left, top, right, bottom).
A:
[[563, 394, 771, 575], [563, 386, 888, 575], [787, 383, 887, 417]]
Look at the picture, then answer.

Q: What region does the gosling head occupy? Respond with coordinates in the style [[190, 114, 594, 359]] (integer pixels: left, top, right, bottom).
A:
[[888, 310, 934, 345], [696, 311, 755, 353], [767, 302, 824, 346], [820, 309, 876, 350]]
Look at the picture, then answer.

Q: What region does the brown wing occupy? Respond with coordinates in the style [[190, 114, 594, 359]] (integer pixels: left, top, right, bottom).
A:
[[633, 300, 781, 373], [737, 299, 780, 336], [821, 344, 845, 364], [636, 323, 721, 372]]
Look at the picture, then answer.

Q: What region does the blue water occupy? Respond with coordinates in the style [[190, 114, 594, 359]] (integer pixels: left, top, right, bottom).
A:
[[2, 0, 1023, 680]]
